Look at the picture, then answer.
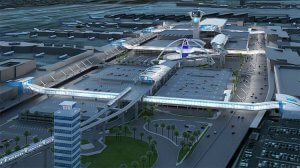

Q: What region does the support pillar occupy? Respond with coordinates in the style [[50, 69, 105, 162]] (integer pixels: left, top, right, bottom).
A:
[[134, 103, 139, 119], [44, 147, 48, 168]]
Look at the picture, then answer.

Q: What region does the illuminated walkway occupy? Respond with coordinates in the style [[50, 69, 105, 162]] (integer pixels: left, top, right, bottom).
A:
[[25, 82, 118, 100], [23, 82, 299, 112], [143, 96, 280, 111]]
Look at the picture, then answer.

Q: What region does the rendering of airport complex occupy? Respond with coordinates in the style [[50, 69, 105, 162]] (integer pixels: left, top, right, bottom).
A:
[[0, 0, 300, 168]]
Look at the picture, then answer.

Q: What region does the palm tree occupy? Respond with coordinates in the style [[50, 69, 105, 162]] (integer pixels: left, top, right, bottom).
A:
[[171, 125, 175, 140], [140, 155, 147, 168], [123, 125, 129, 137], [186, 132, 190, 142], [189, 136, 195, 143], [184, 145, 190, 153], [5, 149, 11, 155], [154, 124, 159, 133], [180, 140, 185, 149], [146, 150, 153, 167], [140, 132, 144, 141], [166, 125, 171, 138], [151, 105, 155, 113], [149, 143, 155, 152], [4, 142, 9, 150], [183, 132, 188, 142], [114, 127, 119, 140], [119, 163, 127, 168], [151, 140, 157, 146], [146, 118, 151, 130], [132, 127, 137, 139], [160, 123, 165, 135], [14, 136, 20, 146], [131, 161, 139, 168], [193, 130, 199, 141], [147, 135, 152, 144], [143, 116, 148, 122], [193, 130, 198, 137], [24, 131, 30, 145], [33, 137, 39, 143], [14, 145, 20, 151], [48, 128, 53, 136], [174, 131, 179, 144]]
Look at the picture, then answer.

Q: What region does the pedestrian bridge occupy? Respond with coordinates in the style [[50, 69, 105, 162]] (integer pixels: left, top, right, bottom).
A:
[[11, 78, 300, 114]]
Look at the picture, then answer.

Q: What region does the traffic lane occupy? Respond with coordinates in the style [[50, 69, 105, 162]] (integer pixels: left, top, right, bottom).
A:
[[179, 109, 235, 168], [193, 110, 258, 168]]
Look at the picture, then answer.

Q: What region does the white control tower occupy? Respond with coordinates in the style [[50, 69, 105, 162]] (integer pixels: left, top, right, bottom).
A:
[[189, 9, 205, 39]]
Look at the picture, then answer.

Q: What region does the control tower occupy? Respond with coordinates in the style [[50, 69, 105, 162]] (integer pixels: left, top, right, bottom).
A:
[[189, 9, 205, 39]]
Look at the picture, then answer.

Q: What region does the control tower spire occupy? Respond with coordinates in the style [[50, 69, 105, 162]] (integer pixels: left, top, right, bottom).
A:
[[189, 9, 205, 39]]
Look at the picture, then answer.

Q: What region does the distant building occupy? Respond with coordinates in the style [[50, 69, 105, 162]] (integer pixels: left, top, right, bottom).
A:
[[0, 59, 36, 82], [54, 101, 81, 168]]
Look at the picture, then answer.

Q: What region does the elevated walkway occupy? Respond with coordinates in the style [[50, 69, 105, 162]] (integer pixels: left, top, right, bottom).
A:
[[13, 78, 300, 113]]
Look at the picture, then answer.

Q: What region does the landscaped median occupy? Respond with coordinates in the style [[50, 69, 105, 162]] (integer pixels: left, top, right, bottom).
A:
[[81, 136, 157, 168], [176, 126, 209, 165]]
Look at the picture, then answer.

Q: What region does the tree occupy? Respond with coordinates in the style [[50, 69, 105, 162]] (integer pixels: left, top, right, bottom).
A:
[[189, 136, 195, 143], [151, 140, 157, 146], [33, 137, 39, 143], [140, 132, 144, 141], [15, 145, 20, 151], [146, 118, 151, 130], [193, 130, 199, 141], [119, 163, 127, 168], [146, 150, 153, 167], [151, 105, 155, 113], [143, 116, 148, 123], [149, 143, 155, 152], [183, 132, 188, 142], [180, 140, 185, 149], [24, 131, 31, 145], [147, 135, 152, 144], [140, 155, 147, 168], [4, 142, 9, 150], [132, 127, 137, 139], [154, 123, 159, 133], [171, 125, 175, 140], [166, 125, 171, 138], [5, 149, 11, 155], [186, 132, 190, 141], [14, 136, 20, 146], [160, 123, 165, 135], [193, 130, 198, 137], [131, 161, 139, 168], [114, 127, 119, 140], [123, 125, 129, 137], [183, 145, 190, 153], [174, 130, 179, 144], [48, 128, 53, 136]]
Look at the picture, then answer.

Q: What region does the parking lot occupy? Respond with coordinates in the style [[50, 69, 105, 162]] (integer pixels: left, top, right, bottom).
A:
[[237, 119, 300, 168]]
